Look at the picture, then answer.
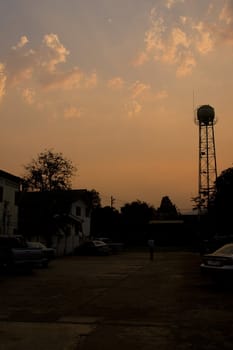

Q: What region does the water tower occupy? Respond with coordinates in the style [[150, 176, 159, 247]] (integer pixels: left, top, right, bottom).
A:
[[195, 104, 217, 213]]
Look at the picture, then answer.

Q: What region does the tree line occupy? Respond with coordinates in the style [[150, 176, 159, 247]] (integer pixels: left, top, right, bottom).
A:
[[21, 149, 233, 246]]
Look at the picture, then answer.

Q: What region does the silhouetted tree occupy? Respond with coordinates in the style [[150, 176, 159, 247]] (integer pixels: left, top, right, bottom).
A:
[[88, 189, 101, 209], [156, 196, 179, 219], [22, 149, 77, 192], [120, 200, 156, 245], [90, 206, 120, 240], [210, 166, 233, 234]]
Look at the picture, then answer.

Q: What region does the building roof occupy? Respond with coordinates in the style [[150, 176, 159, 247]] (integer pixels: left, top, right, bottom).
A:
[[18, 189, 92, 207], [149, 220, 184, 224], [0, 169, 21, 183]]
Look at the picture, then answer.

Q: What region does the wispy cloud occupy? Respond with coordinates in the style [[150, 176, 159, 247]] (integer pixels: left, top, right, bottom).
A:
[[107, 77, 125, 89], [41, 33, 70, 72], [220, 0, 233, 24], [155, 89, 168, 99], [84, 71, 98, 88], [41, 67, 84, 90], [130, 81, 150, 99], [0, 33, 99, 115], [176, 52, 196, 77], [0, 63, 7, 101], [125, 99, 142, 118], [124, 81, 151, 117], [12, 36, 29, 50], [64, 106, 82, 119], [133, 2, 233, 77], [166, 0, 185, 10], [193, 22, 214, 54], [21, 87, 35, 105]]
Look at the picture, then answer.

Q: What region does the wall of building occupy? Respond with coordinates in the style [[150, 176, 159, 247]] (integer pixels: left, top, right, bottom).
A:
[[70, 199, 91, 239], [0, 176, 20, 235]]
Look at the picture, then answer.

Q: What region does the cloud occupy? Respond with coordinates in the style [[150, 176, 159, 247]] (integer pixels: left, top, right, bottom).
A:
[[133, 52, 149, 66], [0, 63, 7, 102], [220, 1, 233, 24], [124, 80, 151, 117], [64, 106, 82, 119], [125, 99, 142, 117], [130, 81, 150, 99], [166, 0, 185, 9], [10, 67, 34, 87], [133, 4, 220, 76], [107, 77, 125, 89], [161, 27, 190, 64], [1, 33, 99, 109], [21, 88, 35, 105], [41, 68, 98, 91], [176, 52, 196, 77], [12, 36, 29, 50], [85, 72, 98, 88], [180, 16, 188, 25], [155, 89, 168, 99], [41, 67, 84, 90], [41, 33, 70, 72], [193, 22, 214, 54], [6, 37, 35, 87]]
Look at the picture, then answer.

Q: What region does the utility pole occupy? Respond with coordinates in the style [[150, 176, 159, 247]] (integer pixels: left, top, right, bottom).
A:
[[110, 196, 115, 208]]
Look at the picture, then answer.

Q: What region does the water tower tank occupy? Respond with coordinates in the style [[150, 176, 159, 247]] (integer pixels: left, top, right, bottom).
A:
[[197, 105, 215, 125]]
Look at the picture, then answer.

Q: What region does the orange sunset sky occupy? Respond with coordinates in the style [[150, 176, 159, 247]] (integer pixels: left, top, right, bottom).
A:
[[1, 0, 233, 212]]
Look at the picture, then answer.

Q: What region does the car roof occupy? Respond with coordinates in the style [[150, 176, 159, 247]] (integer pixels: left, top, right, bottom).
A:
[[212, 243, 233, 255], [92, 240, 106, 245]]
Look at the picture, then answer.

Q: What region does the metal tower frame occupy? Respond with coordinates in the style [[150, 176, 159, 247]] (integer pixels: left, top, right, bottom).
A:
[[197, 107, 217, 212]]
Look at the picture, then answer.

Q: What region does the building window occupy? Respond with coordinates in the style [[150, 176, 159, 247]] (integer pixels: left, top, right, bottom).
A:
[[0, 187, 3, 202], [85, 208, 90, 217], [76, 206, 81, 216]]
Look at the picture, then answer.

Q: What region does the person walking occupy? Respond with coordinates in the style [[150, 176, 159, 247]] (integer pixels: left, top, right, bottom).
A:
[[148, 238, 155, 261]]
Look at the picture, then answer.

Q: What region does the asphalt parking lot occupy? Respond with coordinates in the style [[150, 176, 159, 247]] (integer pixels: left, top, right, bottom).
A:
[[1, 249, 233, 349]]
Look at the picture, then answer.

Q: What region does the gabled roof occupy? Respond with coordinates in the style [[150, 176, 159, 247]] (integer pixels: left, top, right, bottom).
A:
[[0, 169, 21, 183], [19, 189, 92, 207]]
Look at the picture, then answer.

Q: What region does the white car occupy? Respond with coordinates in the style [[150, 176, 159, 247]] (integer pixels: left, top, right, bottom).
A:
[[27, 241, 55, 265], [200, 243, 233, 279]]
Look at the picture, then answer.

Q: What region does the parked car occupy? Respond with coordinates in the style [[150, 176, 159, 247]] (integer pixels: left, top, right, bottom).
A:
[[200, 243, 233, 280], [75, 240, 111, 256], [0, 235, 46, 271], [93, 237, 124, 254], [27, 241, 55, 262]]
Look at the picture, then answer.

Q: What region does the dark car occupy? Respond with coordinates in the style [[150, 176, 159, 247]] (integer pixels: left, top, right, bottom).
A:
[[27, 242, 55, 265], [0, 235, 45, 271], [75, 240, 110, 256], [94, 237, 124, 254], [200, 243, 233, 280]]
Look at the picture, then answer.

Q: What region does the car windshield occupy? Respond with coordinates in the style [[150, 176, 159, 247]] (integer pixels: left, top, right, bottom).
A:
[[93, 240, 105, 246], [28, 242, 45, 249], [213, 244, 233, 255]]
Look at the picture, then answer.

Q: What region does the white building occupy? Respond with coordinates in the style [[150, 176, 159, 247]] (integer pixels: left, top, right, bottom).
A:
[[0, 170, 21, 235], [18, 190, 93, 256], [54, 192, 92, 256]]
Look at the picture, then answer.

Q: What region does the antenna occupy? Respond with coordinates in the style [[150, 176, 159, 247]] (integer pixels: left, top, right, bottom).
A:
[[192, 89, 197, 122]]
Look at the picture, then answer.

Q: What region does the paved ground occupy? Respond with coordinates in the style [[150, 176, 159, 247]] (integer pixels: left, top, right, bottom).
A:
[[0, 249, 233, 349]]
